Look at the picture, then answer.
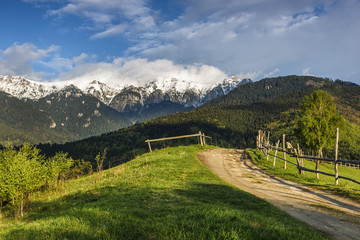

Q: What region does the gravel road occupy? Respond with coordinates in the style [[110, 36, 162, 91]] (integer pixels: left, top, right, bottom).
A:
[[197, 148, 360, 240]]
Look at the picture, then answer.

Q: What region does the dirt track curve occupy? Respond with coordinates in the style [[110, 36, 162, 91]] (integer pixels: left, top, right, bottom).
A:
[[197, 148, 360, 240]]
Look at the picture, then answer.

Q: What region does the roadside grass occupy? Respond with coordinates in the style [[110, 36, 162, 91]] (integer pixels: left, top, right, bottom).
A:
[[247, 148, 360, 201], [0, 145, 329, 240]]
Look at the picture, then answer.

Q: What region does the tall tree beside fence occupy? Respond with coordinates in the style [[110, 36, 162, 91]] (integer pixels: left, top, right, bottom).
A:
[[295, 90, 345, 177]]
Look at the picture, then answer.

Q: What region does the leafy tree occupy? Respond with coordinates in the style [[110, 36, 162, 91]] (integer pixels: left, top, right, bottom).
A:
[[0, 145, 46, 218], [45, 152, 74, 190], [295, 90, 345, 153]]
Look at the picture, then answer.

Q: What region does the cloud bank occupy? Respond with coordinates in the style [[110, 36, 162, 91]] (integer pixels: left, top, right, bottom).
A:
[[3, 0, 360, 85], [54, 58, 230, 89]]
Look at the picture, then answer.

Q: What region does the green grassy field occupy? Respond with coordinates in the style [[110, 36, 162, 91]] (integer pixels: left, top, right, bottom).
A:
[[247, 148, 360, 201], [0, 145, 329, 240]]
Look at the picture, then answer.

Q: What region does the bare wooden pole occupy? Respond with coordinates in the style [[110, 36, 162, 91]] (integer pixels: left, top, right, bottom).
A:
[[203, 134, 206, 145], [283, 134, 286, 169], [266, 131, 270, 161], [335, 128, 339, 185], [316, 150, 320, 179], [294, 148, 301, 174], [146, 140, 152, 152], [297, 143, 304, 174], [273, 140, 280, 166], [199, 131, 203, 146]]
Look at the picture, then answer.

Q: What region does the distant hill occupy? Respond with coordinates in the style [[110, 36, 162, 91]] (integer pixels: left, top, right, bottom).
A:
[[203, 75, 333, 106], [37, 75, 360, 168]]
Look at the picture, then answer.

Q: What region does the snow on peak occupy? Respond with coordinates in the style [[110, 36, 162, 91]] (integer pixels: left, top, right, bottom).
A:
[[0, 75, 251, 106], [83, 80, 121, 104], [144, 77, 206, 95], [0, 75, 58, 99]]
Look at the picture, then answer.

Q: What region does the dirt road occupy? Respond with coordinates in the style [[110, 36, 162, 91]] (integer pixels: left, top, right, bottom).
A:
[[197, 148, 360, 240]]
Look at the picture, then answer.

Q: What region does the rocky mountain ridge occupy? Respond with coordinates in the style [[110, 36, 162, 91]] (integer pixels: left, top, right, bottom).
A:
[[0, 75, 252, 113]]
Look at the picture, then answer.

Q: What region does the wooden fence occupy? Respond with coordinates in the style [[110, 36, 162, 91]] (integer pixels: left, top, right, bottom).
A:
[[145, 131, 212, 152], [257, 129, 360, 185]]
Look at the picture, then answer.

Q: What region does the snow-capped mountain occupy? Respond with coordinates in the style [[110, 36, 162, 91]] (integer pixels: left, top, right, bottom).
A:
[[0, 75, 251, 109], [0, 74, 251, 144], [107, 76, 251, 117], [84, 80, 121, 105], [0, 75, 58, 99]]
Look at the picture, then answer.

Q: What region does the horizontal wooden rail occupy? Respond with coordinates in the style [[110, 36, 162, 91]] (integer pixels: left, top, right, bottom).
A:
[[296, 165, 360, 184], [257, 129, 360, 185], [259, 141, 360, 165], [145, 133, 201, 143], [266, 153, 298, 167], [145, 131, 210, 152]]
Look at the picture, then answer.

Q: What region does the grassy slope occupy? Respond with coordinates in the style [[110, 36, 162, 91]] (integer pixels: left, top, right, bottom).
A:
[[247, 149, 360, 201], [0, 146, 328, 240]]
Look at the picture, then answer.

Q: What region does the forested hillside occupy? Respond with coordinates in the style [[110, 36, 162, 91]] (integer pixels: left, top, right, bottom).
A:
[[0, 87, 131, 145], [37, 76, 360, 168]]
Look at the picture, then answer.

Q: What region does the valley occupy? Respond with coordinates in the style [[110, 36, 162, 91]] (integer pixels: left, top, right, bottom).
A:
[[0, 74, 359, 239]]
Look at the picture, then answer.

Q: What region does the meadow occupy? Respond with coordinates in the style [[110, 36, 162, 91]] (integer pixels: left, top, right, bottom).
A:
[[0, 145, 329, 239]]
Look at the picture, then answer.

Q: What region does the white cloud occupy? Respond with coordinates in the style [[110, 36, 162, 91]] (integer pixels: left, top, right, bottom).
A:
[[301, 67, 314, 76], [47, 0, 150, 19], [19, 0, 360, 84], [45, 0, 152, 38], [133, 0, 360, 83], [0, 43, 59, 80], [54, 58, 230, 89], [72, 53, 89, 63], [263, 68, 280, 78], [90, 24, 127, 40]]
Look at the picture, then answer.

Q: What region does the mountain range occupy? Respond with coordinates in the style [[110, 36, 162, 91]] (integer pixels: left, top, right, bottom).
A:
[[36, 75, 360, 168], [0, 75, 250, 144]]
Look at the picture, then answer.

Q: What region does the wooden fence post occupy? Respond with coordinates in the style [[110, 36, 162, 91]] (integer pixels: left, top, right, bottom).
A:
[[335, 128, 339, 185], [203, 134, 206, 145], [266, 131, 270, 161], [283, 134, 286, 169], [294, 148, 301, 174], [297, 144, 304, 174], [273, 140, 280, 166], [146, 140, 152, 152], [199, 131, 203, 146], [316, 150, 320, 179]]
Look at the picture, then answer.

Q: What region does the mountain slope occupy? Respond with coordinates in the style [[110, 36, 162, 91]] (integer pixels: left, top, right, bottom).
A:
[[37, 76, 360, 167], [204, 75, 331, 107], [0, 87, 131, 145], [0, 92, 67, 145], [0, 75, 250, 144], [34, 85, 131, 141]]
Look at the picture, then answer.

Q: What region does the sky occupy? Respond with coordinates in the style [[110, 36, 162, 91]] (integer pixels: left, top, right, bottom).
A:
[[0, 0, 359, 87]]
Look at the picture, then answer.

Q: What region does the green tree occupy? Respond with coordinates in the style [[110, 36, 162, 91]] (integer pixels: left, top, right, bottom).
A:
[[45, 152, 74, 190], [0, 145, 47, 218], [296, 90, 345, 153]]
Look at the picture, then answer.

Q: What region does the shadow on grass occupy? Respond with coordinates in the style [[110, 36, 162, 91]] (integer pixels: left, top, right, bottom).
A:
[[2, 183, 329, 240]]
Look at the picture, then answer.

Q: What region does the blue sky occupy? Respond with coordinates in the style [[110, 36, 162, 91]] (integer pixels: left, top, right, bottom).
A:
[[0, 0, 359, 86]]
